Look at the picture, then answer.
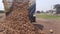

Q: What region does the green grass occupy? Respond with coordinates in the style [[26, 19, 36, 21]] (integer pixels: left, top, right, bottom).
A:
[[36, 14, 60, 19]]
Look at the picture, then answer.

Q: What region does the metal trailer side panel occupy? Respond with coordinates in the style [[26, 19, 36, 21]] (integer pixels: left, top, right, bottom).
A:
[[3, 0, 36, 11], [29, 0, 36, 22]]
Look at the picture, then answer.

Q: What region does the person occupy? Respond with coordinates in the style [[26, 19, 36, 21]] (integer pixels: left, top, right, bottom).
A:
[[29, 3, 36, 22]]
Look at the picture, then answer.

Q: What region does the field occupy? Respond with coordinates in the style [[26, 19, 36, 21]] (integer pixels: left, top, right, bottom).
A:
[[36, 14, 60, 19], [0, 13, 60, 34], [36, 13, 60, 34]]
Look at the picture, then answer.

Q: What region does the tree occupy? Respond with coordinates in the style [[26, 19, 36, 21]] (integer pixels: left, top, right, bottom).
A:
[[41, 10, 44, 13], [36, 11, 40, 13], [54, 4, 60, 14], [0, 10, 4, 13]]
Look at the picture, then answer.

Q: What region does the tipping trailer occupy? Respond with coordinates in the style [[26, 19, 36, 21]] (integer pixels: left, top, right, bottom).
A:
[[3, 0, 36, 22]]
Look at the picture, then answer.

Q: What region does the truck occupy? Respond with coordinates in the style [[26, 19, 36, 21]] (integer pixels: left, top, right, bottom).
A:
[[3, 0, 36, 22]]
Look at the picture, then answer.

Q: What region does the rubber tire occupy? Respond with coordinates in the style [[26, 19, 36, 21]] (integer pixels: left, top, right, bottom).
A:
[[31, 16, 36, 22]]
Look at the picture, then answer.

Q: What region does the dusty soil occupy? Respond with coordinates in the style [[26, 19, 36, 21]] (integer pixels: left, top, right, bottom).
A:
[[36, 18, 60, 34], [0, 13, 60, 34]]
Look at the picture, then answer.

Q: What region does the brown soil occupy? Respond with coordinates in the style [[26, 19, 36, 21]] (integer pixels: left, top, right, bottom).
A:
[[36, 18, 60, 34]]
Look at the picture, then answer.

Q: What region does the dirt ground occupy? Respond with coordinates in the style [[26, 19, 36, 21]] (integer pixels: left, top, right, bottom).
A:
[[36, 18, 60, 34], [0, 13, 60, 34]]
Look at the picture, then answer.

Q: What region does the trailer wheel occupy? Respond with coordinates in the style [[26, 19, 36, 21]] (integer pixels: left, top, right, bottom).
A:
[[31, 16, 36, 22]]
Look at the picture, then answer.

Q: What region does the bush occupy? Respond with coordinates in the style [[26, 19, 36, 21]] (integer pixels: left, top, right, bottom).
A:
[[0, 10, 4, 13]]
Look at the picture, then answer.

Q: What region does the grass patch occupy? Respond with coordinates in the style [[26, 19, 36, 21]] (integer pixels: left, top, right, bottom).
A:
[[36, 14, 60, 19]]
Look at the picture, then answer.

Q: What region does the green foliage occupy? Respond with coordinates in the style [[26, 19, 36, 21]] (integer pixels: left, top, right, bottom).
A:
[[0, 10, 4, 13], [36, 14, 60, 19]]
